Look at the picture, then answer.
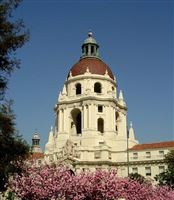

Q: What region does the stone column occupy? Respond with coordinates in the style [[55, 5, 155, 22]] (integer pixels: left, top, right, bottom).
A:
[[82, 106, 84, 130], [62, 109, 64, 132], [111, 106, 115, 131], [105, 105, 110, 131], [63, 108, 67, 132], [87, 105, 89, 128], [58, 109, 62, 132]]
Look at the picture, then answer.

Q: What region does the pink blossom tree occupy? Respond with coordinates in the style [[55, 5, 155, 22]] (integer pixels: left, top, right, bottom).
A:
[[10, 164, 174, 200]]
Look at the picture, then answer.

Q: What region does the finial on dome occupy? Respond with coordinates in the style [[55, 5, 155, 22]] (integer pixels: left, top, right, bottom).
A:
[[81, 31, 99, 59], [88, 31, 93, 37]]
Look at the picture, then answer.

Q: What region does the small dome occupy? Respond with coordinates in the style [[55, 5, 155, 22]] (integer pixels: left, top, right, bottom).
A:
[[32, 132, 40, 140], [83, 36, 97, 45], [68, 57, 114, 80], [83, 31, 97, 45]]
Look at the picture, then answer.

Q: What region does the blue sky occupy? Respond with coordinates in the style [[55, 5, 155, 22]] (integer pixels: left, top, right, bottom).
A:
[[7, 0, 173, 149]]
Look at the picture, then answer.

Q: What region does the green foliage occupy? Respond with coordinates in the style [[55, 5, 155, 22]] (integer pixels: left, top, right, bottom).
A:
[[0, 0, 30, 192], [155, 150, 174, 188], [0, 101, 30, 192], [0, 0, 29, 99], [165, 150, 174, 170], [129, 173, 147, 184]]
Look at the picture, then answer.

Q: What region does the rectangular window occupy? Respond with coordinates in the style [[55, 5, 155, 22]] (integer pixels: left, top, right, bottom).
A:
[[159, 166, 165, 173], [159, 151, 164, 157], [146, 151, 151, 158], [108, 152, 112, 159], [38, 160, 42, 165], [145, 167, 151, 176], [132, 167, 138, 174], [94, 151, 101, 159], [133, 152, 138, 159], [98, 105, 103, 112]]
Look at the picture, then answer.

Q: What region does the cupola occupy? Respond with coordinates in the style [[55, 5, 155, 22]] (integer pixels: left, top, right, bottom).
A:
[[81, 31, 99, 58], [31, 131, 42, 153], [68, 32, 114, 80]]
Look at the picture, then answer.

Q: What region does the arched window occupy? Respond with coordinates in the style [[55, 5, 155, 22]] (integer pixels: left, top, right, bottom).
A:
[[94, 82, 102, 93], [71, 108, 82, 135], [76, 83, 81, 95], [97, 118, 104, 133]]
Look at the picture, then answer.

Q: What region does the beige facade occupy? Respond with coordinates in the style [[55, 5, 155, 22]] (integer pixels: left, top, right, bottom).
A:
[[44, 32, 174, 180]]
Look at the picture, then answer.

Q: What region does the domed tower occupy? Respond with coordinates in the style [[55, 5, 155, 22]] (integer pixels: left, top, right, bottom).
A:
[[45, 32, 138, 172], [31, 131, 42, 153]]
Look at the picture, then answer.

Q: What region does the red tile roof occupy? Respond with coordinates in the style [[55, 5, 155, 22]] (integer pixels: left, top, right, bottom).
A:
[[68, 57, 114, 80], [129, 141, 174, 151], [29, 152, 44, 160]]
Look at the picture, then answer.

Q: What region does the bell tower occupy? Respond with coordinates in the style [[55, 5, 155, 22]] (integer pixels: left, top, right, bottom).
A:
[[31, 131, 42, 153], [45, 32, 138, 170]]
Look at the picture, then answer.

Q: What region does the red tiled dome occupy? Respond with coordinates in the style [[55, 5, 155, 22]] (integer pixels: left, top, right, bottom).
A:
[[68, 57, 114, 80]]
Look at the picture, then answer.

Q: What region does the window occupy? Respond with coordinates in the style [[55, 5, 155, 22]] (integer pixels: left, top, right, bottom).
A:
[[146, 152, 151, 158], [82, 168, 85, 172], [159, 166, 165, 173], [91, 45, 94, 54], [94, 151, 101, 159], [132, 167, 138, 174], [97, 118, 104, 133], [159, 151, 164, 157], [38, 160, 42, 165], [98, 105, 103, 112], [108, 152, 112, 159], [76, 83, 81, 95], [115, 112, 119, 132], [99, 141, 104, 145], [85, 46, 88, 54], [145, 167, 151, 176], [133, 152, 138, 159], [94, 82, 102, 93]]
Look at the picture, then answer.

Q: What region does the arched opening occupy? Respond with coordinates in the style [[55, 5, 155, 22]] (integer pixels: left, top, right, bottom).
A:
[[97, 118, 104, 133], [71, 108, 82, 135], [76, 83, 81, 95], [91, 45, 94, 55], [94, 82, 102, 93], [32, 139, 39, 146]]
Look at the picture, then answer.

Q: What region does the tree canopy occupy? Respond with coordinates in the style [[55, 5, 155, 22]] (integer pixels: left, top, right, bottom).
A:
[[10, 164, 174, 200], [0, 0, 29, 100], [0, 101, 29, 192], [0, 0, 29, 192], [155, 150, 174, 188]]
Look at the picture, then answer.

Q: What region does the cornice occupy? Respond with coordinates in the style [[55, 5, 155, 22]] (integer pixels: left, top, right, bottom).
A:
[[56, 96, 127, 110], [66, 74, 116, 86], [73, 159, 165, 167]]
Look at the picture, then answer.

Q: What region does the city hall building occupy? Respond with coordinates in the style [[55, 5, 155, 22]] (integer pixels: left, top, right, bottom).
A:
[[32, 32, 174, 180]]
